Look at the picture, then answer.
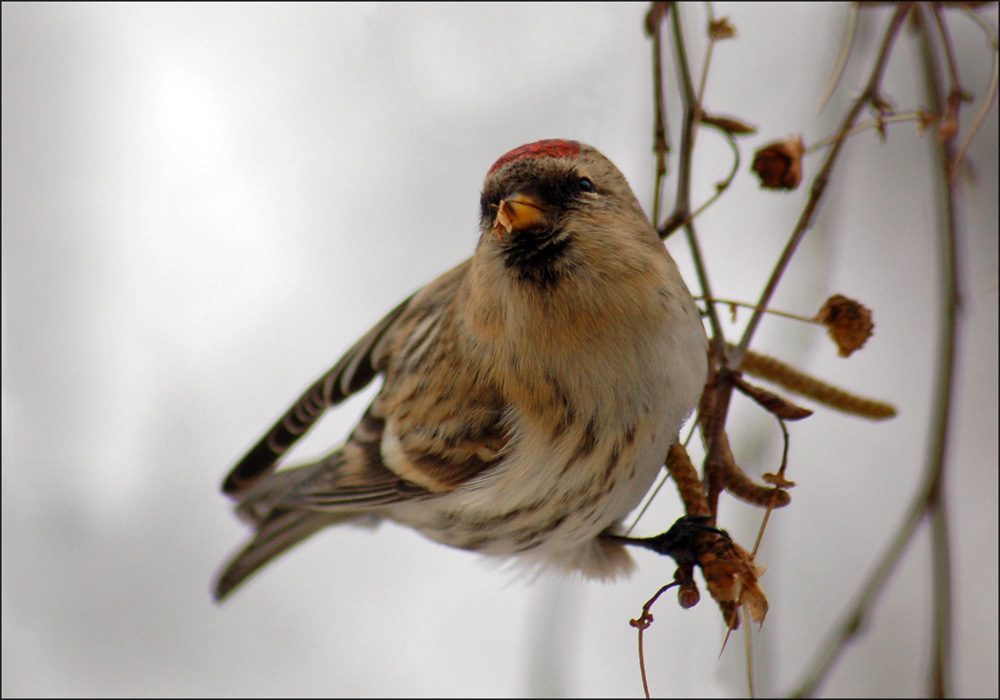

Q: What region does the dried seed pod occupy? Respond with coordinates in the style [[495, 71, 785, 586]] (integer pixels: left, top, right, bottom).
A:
[[675, 563, 701, 609], [815, 294, 874, 357], [751, 135, 805, 190]]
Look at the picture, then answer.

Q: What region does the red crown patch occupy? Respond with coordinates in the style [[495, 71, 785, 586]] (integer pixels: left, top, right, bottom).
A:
[[487, 139, 581, 177]]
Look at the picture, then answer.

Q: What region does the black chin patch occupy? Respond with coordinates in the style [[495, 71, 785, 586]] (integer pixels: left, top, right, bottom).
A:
[[500, 228, 572, 287]]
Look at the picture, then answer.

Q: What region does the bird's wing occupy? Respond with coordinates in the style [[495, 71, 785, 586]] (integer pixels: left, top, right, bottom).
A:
[[221, 293, 413, 497], [221, 259, 487, 498]]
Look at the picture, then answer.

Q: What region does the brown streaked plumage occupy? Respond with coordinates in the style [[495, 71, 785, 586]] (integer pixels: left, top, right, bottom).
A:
[[215, 140, 707, 600]]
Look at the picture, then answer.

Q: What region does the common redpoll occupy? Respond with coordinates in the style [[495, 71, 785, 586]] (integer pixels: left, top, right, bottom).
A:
[[215, 139, 708, 600]]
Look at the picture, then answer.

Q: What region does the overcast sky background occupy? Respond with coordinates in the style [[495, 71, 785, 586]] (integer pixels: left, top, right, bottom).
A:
[[3, 3, 997, 697]]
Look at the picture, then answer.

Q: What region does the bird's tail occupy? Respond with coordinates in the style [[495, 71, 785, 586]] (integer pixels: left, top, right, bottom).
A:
[[214, 447, 407, 601], [213, 506, 354, 601], [214, 453, 356, 602]]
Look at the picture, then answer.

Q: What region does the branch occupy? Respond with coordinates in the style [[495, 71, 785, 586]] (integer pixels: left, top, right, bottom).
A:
[[788, 5, 963, 695], [729, 3, 913, 368]]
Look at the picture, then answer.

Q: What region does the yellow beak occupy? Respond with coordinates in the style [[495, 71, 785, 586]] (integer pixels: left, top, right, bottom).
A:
[[492, 193, 546, 239]]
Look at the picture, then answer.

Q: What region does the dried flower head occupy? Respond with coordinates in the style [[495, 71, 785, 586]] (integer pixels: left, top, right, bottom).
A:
[[814, 294, 874, 357], [708, 17, 736, 40], [752, 135, 805, 190], [698, 535, 768, 629]]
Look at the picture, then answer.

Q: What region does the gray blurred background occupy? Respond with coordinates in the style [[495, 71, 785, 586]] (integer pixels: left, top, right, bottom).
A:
[[3, 3, 997, 697]]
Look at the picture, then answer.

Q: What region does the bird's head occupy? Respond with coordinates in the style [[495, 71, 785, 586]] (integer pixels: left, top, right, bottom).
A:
[[476, 139, 662, 290]]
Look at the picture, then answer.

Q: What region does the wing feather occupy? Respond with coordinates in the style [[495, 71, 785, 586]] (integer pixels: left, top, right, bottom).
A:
[[222, 292, 415, 497]]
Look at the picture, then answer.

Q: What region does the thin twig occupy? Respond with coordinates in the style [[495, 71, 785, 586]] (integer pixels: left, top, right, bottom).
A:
[[688, 127, 741, 222], [665, 3, 729, 363], [789, 472, 928, 698], [805, 110, 936, 153], [626, 471, 670, 536], [818, 2, 859, 113], [788, 6, 963, 695], [630, 582, 678, 699], [932, 4, 967, 98], [703, 3, 912, 516], [917, 7, 960, 694], [637, 617, 650, 699], [658, 123, 742, 240], [930, 3, 975, 169], [693, 2, 718, 152], [701, 296, 818, 325], [951, 7, 999, 178], [743, 606, 756, 698], [649, 2, 671, 227], [751, 417, 789, 557], [729, 3, 913, 370], [660, 4, 734, 519]]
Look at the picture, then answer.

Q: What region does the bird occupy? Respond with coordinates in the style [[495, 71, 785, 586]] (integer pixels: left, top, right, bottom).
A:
[[214, 139, 708, 601]]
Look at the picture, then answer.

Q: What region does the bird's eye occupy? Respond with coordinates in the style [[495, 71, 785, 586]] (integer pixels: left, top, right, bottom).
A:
[[578, 177, 595, 193]]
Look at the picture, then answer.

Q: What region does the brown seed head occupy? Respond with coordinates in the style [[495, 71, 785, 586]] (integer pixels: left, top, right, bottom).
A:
[[814, 294, 874, 357], [698, 535, 768, 628], [708, 17, 736, 40], [752, 135, 805, 190]]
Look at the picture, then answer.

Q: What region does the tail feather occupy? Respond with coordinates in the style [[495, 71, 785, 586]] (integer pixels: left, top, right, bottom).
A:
[[213, 508, 352, 601], [214, 450, 409, 600]]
